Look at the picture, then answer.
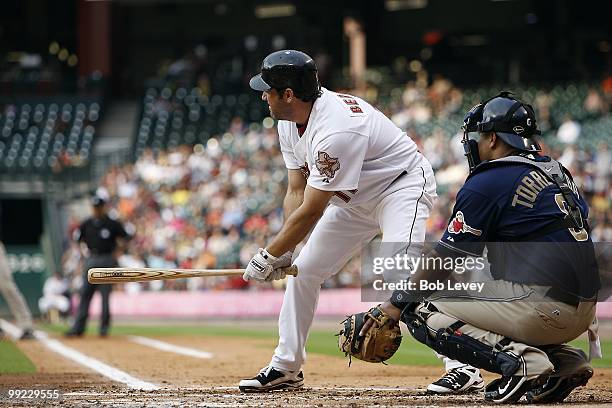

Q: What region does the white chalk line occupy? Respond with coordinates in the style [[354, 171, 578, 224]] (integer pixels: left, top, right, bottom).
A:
[[0, 318, 24, 339], [65, 386, 418, 397], [215, 386, 417, 392], [0, 319, 159, 391], [127, 335, 214, 359]]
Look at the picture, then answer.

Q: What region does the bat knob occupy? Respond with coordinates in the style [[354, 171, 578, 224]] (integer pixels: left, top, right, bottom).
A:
[[286, 265, 299, 277], [87, 268, 96, 283]]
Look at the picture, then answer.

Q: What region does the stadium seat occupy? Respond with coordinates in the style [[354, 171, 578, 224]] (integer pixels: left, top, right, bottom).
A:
[[133, 83, 269, 154], [0, 98, 102, 173]]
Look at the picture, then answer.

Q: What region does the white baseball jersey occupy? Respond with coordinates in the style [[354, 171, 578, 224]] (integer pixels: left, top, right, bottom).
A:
[[265, 90, 452, 376], [278, 88, 422, 207]]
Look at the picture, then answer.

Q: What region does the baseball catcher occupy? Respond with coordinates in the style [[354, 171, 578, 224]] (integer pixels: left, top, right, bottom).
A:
[[346, 92, 601, 404]]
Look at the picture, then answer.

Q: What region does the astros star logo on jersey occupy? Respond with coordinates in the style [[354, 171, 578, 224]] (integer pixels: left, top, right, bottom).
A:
[[447, 211, 482, 236], [315, 151, 340, 180], [299, 162, 310, 179]]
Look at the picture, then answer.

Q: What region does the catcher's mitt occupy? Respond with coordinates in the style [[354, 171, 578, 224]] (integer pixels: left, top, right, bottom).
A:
[[337, 305, 402, 364]]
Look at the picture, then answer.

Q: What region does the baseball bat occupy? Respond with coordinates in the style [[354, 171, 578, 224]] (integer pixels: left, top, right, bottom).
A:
[[87, 265, 298, 284]]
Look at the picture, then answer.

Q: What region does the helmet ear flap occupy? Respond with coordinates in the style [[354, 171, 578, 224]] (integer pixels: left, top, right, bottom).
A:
[[521, 103, 542, 135]]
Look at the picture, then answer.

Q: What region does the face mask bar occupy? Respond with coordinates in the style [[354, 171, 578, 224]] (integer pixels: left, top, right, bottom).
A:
[[462, 136, 481, 173], [461, 103, 484, 173]]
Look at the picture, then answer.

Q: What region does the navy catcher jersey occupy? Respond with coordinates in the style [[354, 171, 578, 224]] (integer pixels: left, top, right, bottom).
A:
[[436, 155, 598, 298]]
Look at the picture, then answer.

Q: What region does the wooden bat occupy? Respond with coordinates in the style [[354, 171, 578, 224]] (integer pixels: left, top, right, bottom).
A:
[[87, 266, 299, 284]]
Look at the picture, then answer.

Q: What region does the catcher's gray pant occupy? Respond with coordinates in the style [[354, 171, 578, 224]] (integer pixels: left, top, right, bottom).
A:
[[423, 280, 596, 377], [0, 241, 33, 331], [270, 162, 438, 372]]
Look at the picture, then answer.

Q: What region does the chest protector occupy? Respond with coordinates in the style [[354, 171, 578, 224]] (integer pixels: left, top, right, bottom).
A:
[[466, 154, 587, 240]]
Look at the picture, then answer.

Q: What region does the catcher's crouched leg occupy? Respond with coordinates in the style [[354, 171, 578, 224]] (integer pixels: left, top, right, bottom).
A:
[[401, 302, 521, 377], [337, 305, 402, 364]]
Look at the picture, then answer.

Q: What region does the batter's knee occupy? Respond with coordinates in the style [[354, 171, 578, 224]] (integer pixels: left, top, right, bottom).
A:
[[293, 253, 349, 284]]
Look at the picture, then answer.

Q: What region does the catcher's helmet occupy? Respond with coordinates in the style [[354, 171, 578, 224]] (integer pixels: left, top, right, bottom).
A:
[[477, 91, 541, 152], [249, 50, 321, 102]]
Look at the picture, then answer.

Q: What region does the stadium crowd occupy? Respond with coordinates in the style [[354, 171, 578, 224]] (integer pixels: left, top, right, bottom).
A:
[[61, 77, 611, 293]]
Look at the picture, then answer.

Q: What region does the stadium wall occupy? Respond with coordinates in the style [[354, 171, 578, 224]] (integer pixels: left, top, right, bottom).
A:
[[79, 290, 612, 320]]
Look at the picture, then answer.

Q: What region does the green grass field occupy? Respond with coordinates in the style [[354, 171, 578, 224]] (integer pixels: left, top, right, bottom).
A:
[[42, 323, 612, 368], [0, 340, 36, 374]]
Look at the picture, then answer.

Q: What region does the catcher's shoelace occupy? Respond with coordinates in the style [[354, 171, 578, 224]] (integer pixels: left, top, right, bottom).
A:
[[438, 370, 465, 388]]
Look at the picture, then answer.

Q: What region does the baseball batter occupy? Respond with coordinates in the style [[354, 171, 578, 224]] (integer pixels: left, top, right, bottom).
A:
[[238, 50, 477, 392]]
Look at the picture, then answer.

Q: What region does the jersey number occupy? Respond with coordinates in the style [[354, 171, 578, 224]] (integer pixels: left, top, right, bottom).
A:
[[554, 193, 588, 241]]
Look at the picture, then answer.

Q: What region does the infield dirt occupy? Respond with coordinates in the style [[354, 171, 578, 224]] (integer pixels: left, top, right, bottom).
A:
[[1, 333, 611, 407]]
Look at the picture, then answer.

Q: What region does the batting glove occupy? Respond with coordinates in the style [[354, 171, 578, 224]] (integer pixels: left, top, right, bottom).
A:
[[266, 266, 294, 281], [243, 248, 278, 282], [265, 251, 293, 282]]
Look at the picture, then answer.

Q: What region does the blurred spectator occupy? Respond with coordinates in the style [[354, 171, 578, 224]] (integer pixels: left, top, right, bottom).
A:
[[584, 88, 608, 118], [602, 74, 612, 107], [558, 145, 578, 170], [557, 115, 581, 144], [593, 142, 611, 194], [38, 272, 70, 324], [534, 91, 553, 131]]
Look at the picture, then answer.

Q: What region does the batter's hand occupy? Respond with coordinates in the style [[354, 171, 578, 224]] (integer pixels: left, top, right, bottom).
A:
[[265, 251, 293, 282], [244, 248, 278, 281], [359, 301, 401, 336]]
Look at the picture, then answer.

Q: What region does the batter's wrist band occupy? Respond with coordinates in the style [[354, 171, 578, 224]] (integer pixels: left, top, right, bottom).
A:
[[261, 248, 278, 262]]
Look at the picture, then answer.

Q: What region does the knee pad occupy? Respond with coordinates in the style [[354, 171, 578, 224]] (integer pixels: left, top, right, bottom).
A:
[[402, 303, 520, 377]]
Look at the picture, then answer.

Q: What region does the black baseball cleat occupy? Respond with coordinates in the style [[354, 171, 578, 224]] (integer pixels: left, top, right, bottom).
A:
[[19, 329, 35, 340], [427, 366, 485, 394], [484, 375, 541, 404], [238, 365, 304, 393], [525, 367, 593, 403]]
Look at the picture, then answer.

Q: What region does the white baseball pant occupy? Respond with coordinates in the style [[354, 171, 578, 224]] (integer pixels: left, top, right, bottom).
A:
[[270, 160, 439, 371]]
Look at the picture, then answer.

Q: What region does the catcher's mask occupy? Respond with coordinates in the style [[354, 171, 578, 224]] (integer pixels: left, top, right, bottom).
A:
[[461, 102, 484, 172], [462, 91, 542, 173]]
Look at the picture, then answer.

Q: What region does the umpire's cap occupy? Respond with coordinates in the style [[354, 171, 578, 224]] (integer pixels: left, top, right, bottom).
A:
[[91, 196, 106, 207], [249, 50, 321, 102], [478, 92, 541, 152]]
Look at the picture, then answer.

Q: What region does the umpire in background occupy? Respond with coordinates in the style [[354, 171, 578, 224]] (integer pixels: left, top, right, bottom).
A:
[[65, 195, 129, 337]]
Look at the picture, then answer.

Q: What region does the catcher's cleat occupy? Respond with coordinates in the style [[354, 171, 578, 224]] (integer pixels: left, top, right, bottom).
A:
[[484, 375, 542, 404], [427, 366, 484, 394], [238, 365, 304, 393], [525, 366, 593, 403]]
